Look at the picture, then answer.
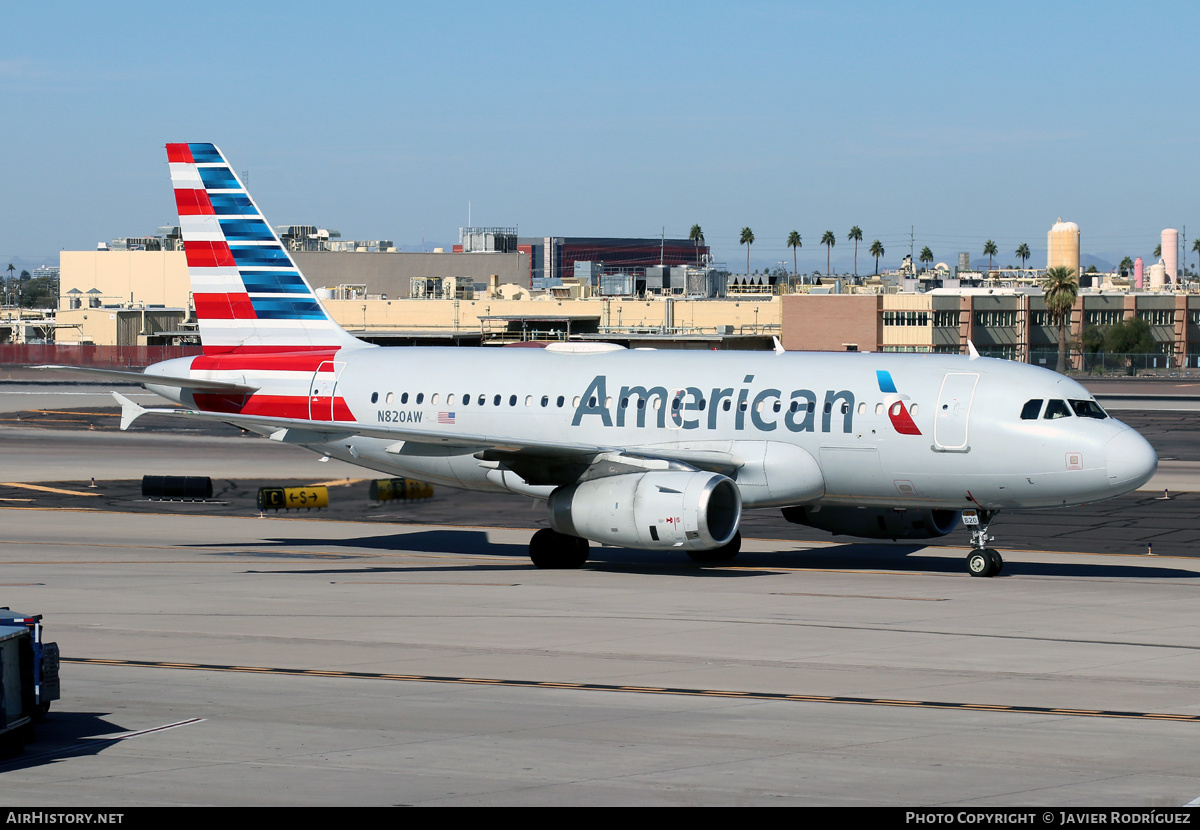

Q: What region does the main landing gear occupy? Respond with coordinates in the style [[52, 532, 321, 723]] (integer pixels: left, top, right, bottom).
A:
[[964, 509, 1003, 577], [529, 528, 590, 569]]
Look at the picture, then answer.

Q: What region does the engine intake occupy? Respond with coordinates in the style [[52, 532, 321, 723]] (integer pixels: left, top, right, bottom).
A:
[[781, 505, 959, 540], [550, 471, 741, 550]]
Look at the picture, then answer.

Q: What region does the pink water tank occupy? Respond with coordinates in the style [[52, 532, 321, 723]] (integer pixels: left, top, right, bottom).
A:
[[1134, 256, 1144, 288]]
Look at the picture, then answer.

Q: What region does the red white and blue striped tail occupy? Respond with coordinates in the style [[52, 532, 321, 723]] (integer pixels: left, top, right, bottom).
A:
[[166, 142, 366, 356]]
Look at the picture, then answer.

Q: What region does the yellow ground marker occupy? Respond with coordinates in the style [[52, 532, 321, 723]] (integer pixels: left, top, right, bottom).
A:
[[0, 482, 101, 497]]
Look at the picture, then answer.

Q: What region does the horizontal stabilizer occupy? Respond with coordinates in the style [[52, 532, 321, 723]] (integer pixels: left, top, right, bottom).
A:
[[111, 392, 148, 431], [35, 365, 258, 393]]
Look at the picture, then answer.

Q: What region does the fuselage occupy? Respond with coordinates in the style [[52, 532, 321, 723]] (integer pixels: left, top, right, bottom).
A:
[[145, 347, 1157, 513]]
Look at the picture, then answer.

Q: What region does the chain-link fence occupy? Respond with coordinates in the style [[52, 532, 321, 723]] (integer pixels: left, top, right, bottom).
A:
[[1076, 353, 1196, 376]]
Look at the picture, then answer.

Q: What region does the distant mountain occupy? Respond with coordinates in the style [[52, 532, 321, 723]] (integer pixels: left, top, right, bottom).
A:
[[0, 254, 58, 275], [1080, 254, 1116, 272], [966, 253, 1117, 273]]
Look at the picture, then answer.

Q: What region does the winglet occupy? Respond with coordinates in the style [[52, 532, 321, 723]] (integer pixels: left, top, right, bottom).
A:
[[111, 392, 147, 431], [967, 340, 980, 360], [773, 336, 785, 355]]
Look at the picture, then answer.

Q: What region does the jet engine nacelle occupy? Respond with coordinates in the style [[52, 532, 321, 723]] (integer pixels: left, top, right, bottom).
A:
[[781, 505, 959, 540], [549, 471, 742, 551]]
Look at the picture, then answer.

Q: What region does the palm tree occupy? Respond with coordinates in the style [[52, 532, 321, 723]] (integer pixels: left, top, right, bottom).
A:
[[1154, 243, 1162, 259], [821, 230, 836, 276], [689, 224, 704, 266], [848, 226, 863, 276], [1119, 256, 1134, 276], [983, 240, 998, 273], [1192, 239, 1200, 277], [1016, 243, 1030, 270], [740, 227, 755, 276], [1041, 265, 1079, 374], [869, 240, 885, 276], [786, 231, 802, 280], [919, 246, 933, 272]]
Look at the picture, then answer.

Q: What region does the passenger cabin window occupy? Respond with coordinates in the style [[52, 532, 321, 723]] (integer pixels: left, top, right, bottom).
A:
[[1021, 399, 1043, 420], [1070, 399, 1108, 419], [1043, 399, 1071, 420]]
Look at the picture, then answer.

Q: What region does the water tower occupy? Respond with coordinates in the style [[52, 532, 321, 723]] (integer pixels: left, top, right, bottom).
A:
[[1161, 228, 1179, 283], [1047, 219, 1080, 274]]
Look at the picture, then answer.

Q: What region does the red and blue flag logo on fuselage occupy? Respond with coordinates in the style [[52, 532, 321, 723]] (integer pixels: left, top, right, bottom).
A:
[[876, 370, 922, 435]]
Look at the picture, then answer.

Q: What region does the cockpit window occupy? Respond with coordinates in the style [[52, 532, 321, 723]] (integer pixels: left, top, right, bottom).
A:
[[1069, 399, 1108, 419], [1043, 399, 1072, 419], [1020, 399, 1043, 420]]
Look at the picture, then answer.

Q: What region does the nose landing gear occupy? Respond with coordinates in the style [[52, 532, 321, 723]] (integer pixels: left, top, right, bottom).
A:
[[963, 509, 1003, 577]]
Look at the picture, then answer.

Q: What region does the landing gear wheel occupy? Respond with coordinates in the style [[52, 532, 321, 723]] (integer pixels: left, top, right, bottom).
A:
[[967, 550, 994, 577], [965, 509, 1002, 577], [686, 531, 741, 564], [529, 528, 589, 569]]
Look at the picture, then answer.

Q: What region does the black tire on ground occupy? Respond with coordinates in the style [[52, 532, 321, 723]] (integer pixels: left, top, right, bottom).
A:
[[529, 528, 589, 569], [967, 550, 995, 577]]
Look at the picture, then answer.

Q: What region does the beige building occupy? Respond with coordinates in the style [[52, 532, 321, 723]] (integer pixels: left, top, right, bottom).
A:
[[55, 249, 780, 347], [59, 249, 529, 310], [60, 250, 191, 309], [292, 250, 528, 298], [51, 249, 1200, 370]]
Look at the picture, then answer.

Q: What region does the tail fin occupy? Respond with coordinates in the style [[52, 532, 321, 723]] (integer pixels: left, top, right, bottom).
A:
[[166, 142, 366, 355]]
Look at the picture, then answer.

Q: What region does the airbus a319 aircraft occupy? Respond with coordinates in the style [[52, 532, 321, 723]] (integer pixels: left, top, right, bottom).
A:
[[55, 143, 1159, 576]]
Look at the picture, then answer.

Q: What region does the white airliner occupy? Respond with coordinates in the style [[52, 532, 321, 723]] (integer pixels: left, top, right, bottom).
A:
[[50, 143, 1158, 577]]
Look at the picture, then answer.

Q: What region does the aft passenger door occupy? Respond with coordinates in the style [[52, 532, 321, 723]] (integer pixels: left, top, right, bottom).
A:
[[308, 361, 347, 421], [933, 372, 979, 451]]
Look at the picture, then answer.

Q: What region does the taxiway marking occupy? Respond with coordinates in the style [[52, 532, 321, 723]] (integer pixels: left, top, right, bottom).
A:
[[64, 657, 1200, 723]]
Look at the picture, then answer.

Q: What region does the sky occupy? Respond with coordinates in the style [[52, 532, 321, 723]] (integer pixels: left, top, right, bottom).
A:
[[2, 0, 1198, 274]]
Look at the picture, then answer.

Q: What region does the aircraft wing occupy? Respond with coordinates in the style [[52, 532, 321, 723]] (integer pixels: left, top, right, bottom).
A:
[[36, 365, 258, 393], [112, 394, 743, 482]]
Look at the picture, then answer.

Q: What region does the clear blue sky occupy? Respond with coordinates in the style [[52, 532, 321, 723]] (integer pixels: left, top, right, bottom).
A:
[[2, 1, 1197, 273]]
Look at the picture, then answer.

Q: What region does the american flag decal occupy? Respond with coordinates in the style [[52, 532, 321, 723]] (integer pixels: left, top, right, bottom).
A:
[[437, 412, 456, 424]]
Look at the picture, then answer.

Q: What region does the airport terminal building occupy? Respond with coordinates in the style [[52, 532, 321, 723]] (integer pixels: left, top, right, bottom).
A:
[[3, 246, 1197, 373]]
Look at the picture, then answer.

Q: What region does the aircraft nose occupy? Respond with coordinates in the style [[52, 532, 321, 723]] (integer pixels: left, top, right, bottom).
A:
[[1105, 428, 1157, 492]]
